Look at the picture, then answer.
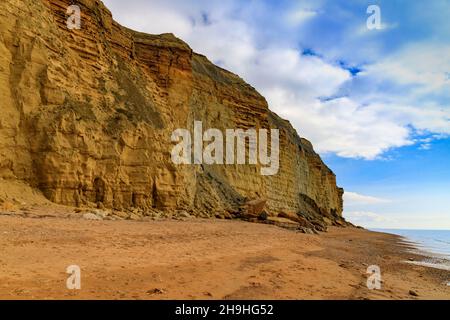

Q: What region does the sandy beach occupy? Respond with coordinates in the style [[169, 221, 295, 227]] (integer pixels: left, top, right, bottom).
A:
[[1, 212, 449, 300]]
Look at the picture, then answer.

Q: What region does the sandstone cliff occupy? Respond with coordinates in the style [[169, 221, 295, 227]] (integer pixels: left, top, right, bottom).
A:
[[0, 0, 347, 229]]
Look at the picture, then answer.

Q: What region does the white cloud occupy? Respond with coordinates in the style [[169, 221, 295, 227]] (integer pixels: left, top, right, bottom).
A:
[[344, 192, 391, 206], [365, 43, 450, 94], [419, 144, 431, 150], [274, 97, 415, 159], [103, 0, 194, 37], [344, 211, 393, 224], [344, 210, 450, 230], [286, 9, 317, 27]]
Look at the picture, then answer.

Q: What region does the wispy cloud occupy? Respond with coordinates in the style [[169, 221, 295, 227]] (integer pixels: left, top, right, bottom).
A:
[[344, 192, 391, 206], [285, 9, 317, 27]]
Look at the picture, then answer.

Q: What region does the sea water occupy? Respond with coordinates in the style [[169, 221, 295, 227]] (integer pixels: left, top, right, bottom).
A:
[[373, 229, 450, 272]]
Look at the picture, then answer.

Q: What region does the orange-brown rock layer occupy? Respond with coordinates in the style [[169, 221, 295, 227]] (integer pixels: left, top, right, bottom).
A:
[[0, 0, 347, 227]]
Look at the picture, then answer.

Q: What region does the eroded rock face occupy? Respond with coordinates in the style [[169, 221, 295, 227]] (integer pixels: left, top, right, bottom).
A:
[[0, 0, 347, 226]]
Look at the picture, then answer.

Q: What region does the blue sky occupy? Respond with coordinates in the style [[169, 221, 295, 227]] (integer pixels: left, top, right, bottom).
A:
[[103, 0, 450, 229]]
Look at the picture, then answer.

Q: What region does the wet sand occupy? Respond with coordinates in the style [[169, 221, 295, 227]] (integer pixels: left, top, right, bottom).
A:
[[0, 214, 449, 300]]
